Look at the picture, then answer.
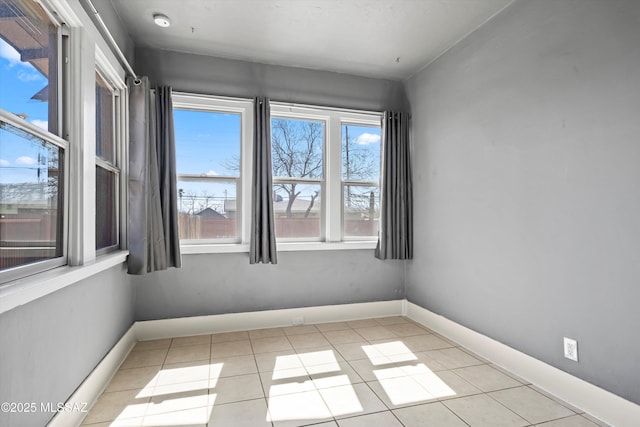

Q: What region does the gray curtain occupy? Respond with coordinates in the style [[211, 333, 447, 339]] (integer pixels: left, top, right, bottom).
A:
[[250, 96, 277, 264], [128, 77, 181, 274], [376, 111, 413, 260]]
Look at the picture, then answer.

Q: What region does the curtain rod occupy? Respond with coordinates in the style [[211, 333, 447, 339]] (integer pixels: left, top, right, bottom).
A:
[[82, 0, 137, 79]]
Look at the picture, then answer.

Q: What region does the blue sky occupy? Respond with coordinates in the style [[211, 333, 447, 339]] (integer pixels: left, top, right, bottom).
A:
[[0, 38, 52, 185]]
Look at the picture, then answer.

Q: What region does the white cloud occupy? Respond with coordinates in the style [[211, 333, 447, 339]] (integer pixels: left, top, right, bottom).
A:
[[30, 119, 48, 130], [355, 133, 381, 145], [16, 156, 36, 165], [0, 159, 10, 167], [206, 170, 219, 176], [17, 69, 43, 82], [0, 39, 20, 66]]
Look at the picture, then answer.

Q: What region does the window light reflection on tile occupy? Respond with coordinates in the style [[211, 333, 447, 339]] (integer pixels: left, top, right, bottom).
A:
[[298, 349, 339, 367], [267, 390, 332, 422], [317, 383, 364, 417], [140, 393, 216, 426], [362, 341, 417, 365], [135, 363, 220, 399], [273, 353, 304, 371], [376, 375, 435, 405]]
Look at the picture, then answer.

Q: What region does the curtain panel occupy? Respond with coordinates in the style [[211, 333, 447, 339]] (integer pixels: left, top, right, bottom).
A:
[[250, 96, 278, 264], [128, 77, 181, 274], [376, 111, 413, 260]]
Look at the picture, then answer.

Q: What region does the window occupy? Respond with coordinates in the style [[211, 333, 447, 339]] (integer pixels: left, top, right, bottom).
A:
[[95, 70, 120, 251], [270, 103, 381, 243], [342, 124, 380, 239], [271, 117, 325, 240], [173, 94, 252, 244], [1, 0, 66, 282]]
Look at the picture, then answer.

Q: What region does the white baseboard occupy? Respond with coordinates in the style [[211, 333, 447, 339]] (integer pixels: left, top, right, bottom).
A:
[[406, 301, 640, 427], [135, 300, 404, 341], [47, 325, 137, 427]]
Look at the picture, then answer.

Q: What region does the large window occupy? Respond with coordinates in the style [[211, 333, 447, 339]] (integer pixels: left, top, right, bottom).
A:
[[95, 70, 120, 251], [342, 124, 380, 239], [0, 0, 66, 281], [271, 117, 325, 240], [270, 104, 381, 243], [173, 95, 252, 244]]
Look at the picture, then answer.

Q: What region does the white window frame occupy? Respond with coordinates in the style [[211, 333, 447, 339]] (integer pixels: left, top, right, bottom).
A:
[[94, 51, 125, 255], [0, 0, 68, 284], [270, 103, 382, 246], [172, 93, 253, 248]]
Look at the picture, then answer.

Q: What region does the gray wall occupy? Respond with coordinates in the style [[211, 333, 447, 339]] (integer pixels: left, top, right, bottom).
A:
[[0, 264, 134, 426], [405, 0, 640, 405], [84, 0, 135, 64], [134, 250, 404, 321], [135, 47, 408, 112], [132, 48, 407, 320]]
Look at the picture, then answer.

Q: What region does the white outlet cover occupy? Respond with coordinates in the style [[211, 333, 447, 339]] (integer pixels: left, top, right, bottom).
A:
[[564, 337, 578, 362]]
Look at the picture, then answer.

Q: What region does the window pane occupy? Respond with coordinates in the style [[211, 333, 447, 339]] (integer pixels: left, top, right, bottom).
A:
[[96, 72, 114, 163], [95, 166, 117, 250], [342, 124, 380, 182], [0, 0, 59, 135], [0, 121, 63, 271], [177, 180, 237, 240], [174, 110, 241, 177], [272, 118, 324, 179], [343, 185, 379, 238], [273, 183, 321, 239]]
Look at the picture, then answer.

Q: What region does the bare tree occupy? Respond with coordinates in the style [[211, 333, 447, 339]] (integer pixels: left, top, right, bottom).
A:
[[343, 125, 377, 211], [272, 119, 323, 218]]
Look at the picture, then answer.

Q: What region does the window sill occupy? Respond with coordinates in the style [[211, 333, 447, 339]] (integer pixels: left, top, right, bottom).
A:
[[0, 251, 129, 315], [180, 241, 378, 255]]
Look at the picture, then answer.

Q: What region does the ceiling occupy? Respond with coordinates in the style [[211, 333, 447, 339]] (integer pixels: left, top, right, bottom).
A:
[[108, 0, 514, 81]]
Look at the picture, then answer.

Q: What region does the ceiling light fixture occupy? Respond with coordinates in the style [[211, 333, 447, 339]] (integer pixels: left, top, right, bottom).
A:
[[153, 13, 171, 28]]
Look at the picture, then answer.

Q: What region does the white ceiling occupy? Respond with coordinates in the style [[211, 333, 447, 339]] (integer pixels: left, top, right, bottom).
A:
[[109, 0, 513, 80]]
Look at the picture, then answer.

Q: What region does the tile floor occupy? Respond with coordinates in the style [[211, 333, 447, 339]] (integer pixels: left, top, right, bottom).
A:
[[81, 316, 609, 427]]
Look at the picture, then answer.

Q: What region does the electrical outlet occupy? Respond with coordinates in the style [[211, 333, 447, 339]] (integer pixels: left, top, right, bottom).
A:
[[563, 337, 578, 362], [292, 316, 305, 326]]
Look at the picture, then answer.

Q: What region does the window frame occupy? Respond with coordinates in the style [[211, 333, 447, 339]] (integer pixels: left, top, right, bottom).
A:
[[172, 93, 253, 247], [94, 50, 125, 255], [0, 0, 68, 284], [270, 103, 382, 244]]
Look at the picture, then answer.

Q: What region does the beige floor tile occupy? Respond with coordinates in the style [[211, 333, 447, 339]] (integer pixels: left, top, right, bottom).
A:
[[535, 415, 601, 427], [252, 336, 295, 353], [120, 348, 167, 369], [323, 329, 366, 345], [367, 376, 437, 409], [490, 386, 576, 424], [309, 361, 364, 389], [444, 394, 528, 427], [287, 332, 331, 350], [171, 334, 212, 347], [81, 417, 144, 426], [212, 373, 265, 405], [353, 326, 396, 341], [207, 398, 272, 427], [210, 339, 253, 358], [385, 322, 429, 337], [260, 368, 315, 397], [267, 390, 333, 427], [154, 360, 212, 387], [104, 366, 160, 393], [164, 344, 210, 364], [315, 321, 352, 332], [346, 319, 380, 328], [393, 401, 468, 427], [403, 334, 454, 352], [133, 339, 171, 352], [422, 347, 485, 370], [428, 370, 483, 400], [210, 354, 257, 378], [453, 365, 523, 392], [249, 327, 286, 339], [82, 389, 150, 425], [283, 324, 320, 335], [333, 342, 373, 361], [145, 389, 210, 417], [210, 330, 250, 343], [297, 345, 344, 365], [337, 411, 403, 427], [320, 382, 387, 419], [255, 350, 303, 372], [142, 380, 210, 400]]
